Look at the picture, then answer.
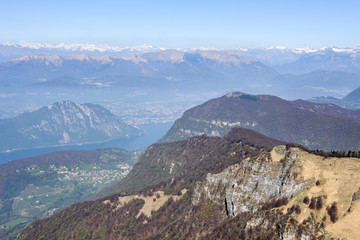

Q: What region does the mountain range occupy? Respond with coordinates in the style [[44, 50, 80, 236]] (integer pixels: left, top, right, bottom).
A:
[[0, 50, 277, 93], [160, 92, 360, 151], [2, 42, 360, 72], [0, 100, 142, 152], [0, 42, 165, 62], [2, 44, 360, 101], [17, 128, 360, 239]]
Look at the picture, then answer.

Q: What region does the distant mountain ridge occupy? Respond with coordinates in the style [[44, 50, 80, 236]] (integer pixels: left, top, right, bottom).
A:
[[0, 100, 142, 152], [0, 51, 278, 92], [0, 42, 165, 63], [1, 42, 164, 53], [2, 47, 360, 100], [272, 47, 360, 74], [160, 92, 360, 151], [2, 42, 360, 70]]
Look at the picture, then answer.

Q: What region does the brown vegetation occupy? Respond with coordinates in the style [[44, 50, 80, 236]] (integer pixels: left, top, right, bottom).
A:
[[261, 197, 288, 210], [303, 196, 309, 205], [327, 202, 338, 223]]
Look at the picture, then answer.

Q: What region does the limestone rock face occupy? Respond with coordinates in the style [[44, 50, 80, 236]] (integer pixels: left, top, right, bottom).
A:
[[193, 147, 307, 216]]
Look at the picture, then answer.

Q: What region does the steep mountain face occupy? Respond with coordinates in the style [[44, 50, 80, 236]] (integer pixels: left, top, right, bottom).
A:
[[0, 100, 142, 152], [160, 92, 360, 151], [0, 148, 140, 239], [17, 128, 360, 239]]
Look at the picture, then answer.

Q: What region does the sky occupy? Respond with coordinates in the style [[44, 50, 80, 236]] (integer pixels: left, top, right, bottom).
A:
[[1, 0, 359, 49]]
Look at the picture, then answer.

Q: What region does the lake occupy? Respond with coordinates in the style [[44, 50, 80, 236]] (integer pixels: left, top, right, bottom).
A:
[[0, 122, 173, 164]]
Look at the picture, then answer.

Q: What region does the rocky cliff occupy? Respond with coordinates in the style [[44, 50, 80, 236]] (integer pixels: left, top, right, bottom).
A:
[[18, 128, 360, 239]]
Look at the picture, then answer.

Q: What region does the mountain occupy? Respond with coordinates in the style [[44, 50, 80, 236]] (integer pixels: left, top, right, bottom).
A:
[[0, 100, 142, 152], [17, 128, 360, 239], [160, 92, 360, 151], [0, 148, 140, 239]]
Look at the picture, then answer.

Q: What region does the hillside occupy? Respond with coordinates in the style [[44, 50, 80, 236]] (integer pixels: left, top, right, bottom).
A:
[[0, 100, 142, 152], [0, 148, 140, 239], [160, 92, 360, 151], [18, 128, 360, 239]]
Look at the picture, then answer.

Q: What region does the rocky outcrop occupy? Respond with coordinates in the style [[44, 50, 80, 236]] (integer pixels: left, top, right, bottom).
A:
[[192, 149, 307, 216]]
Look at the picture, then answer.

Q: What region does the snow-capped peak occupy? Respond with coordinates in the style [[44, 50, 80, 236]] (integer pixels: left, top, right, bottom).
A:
[[291, 48, 319, 54], [267, 46, 287, 51]]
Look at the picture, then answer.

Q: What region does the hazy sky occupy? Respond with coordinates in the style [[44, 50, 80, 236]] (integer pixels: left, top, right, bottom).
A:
[[1, 0, 359, 49]]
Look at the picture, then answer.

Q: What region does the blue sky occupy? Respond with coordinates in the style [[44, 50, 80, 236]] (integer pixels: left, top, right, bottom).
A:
[[1, 0, 359, 48]]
